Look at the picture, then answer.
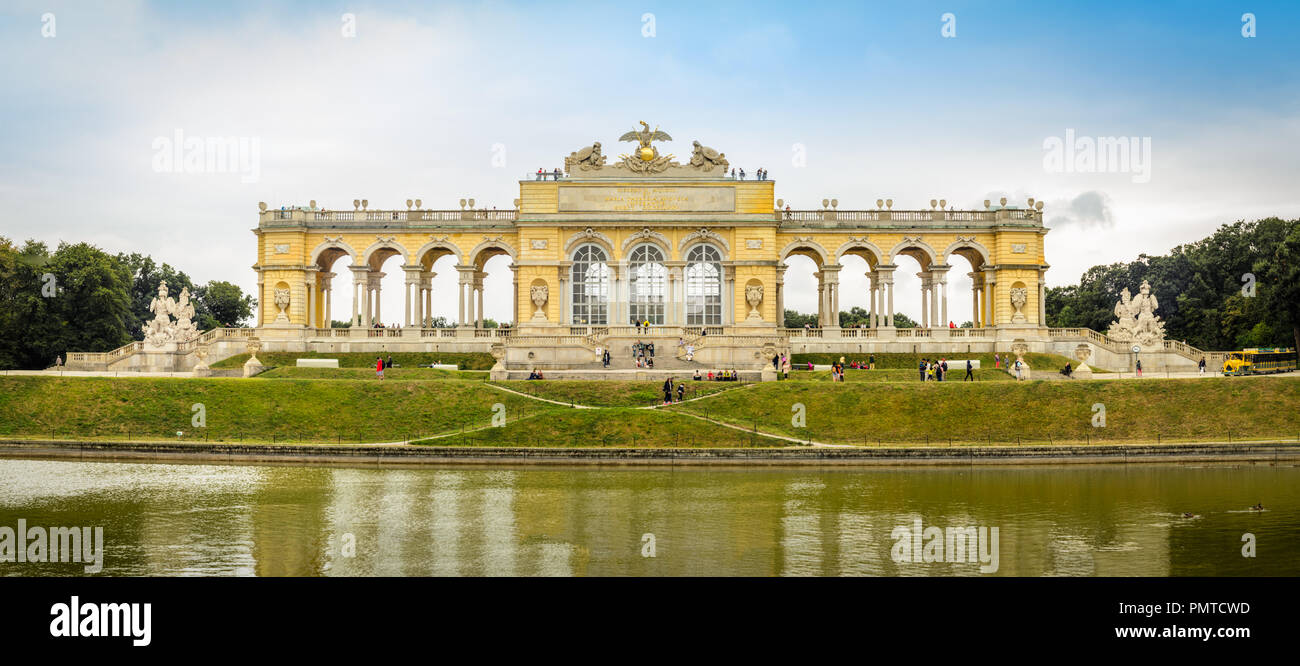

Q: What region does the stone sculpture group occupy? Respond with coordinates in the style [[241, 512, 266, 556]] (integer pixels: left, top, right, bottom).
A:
[[143, 280, 198, 347], [1107, 279, 1166, 347]]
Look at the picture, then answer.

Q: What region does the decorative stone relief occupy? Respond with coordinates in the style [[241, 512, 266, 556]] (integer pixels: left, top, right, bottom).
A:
[[745, 283, 764, 320], [273, 244, 290, 254], [565, 142, 606, 172], [745, 239, 763, 249], [273, 287, 291, 323], [1107, 280, 1166, 346], [688, 140, 729, 172], [679, 227, 729, 252], [622, 227, 671, 252], [530, 239, 548, 250], [530, 283, 549, 321], [1011, 243, 1027, 253], [1010, 286, 1028, 323]]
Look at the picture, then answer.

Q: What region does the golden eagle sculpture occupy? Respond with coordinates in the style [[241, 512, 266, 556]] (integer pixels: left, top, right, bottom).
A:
[[619, 121, 673, 162]]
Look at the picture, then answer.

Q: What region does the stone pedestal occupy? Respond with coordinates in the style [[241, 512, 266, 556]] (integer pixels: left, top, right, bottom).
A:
[[1072, 363, 1093, 380], [243, 358, 264, 377]]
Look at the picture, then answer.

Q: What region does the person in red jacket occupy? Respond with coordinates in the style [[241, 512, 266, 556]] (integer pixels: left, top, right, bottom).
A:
[[376, 356, 384, 380]]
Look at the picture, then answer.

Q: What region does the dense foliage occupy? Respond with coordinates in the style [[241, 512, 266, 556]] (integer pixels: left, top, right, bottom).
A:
[[1046, 217, 1299, 352], [0, 238, 256, 369]]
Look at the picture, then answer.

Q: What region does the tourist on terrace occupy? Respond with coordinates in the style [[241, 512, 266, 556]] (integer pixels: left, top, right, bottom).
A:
[[536, 168, 543, 181], [553, 167, 561, 180]]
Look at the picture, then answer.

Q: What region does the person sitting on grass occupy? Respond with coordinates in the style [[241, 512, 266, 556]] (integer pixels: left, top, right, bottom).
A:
[[694, 369, 702, 381]]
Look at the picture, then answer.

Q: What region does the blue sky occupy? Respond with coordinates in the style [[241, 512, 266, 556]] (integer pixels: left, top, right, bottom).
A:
[[2, 0, 1297, 325]]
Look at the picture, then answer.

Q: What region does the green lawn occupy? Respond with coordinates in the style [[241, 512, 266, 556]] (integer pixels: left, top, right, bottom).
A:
[[782, 368, 1015, 382], [0, 375, 544, 444], [491, 380, 741, 407], [670, 375, 1300, 445], [790, 351, 1095, 371], [258, 366, 489, 381], [211, 351, 496, 370], [414, 406, 784, 448]]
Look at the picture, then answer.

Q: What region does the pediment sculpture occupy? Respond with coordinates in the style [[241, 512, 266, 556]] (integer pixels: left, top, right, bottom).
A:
[[142, 281, 200, 348]]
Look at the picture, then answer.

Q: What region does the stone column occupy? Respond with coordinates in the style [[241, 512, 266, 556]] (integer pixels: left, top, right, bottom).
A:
[[474, 270, 486, 328], [820, 264, 841, 329], [370, 272, 384, 326], [321, 272, 334, 328], [983, 269, 997, 327], [510, 264, 519, 328], [723, 264, 736, 326], [867, 271, 877, 328], [350, 266, 368, 326], [402, 266, 423, 328], [1038, 271, 1047, 327], [305, 268, 318, 329], [456, 265, 475, 328], [775, 263, 786, 328], [815, 272, 826, 327], [918, 273, 930, 328], [930, 265, 949, 329]]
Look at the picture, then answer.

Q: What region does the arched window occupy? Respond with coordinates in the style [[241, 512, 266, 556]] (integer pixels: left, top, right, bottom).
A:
[[571, 244, 610, 325], [685, 244, 723, 325], [628, 244, 667, 325]]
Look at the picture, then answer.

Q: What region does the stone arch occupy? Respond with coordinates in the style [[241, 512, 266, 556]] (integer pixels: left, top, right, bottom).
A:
[[621, 228, 672, 258], [941, 237, 992, 269], [779, 238, 830, 267], [679, 228, 731, 259], [887, 237, 939, 269], [834, 238, 886, 268], [564, 228, 616, 257], [310, 238, 359, 270], [412, 238, 464, 270], [361, 238, 409, 269], [469, 237, 516, 270]]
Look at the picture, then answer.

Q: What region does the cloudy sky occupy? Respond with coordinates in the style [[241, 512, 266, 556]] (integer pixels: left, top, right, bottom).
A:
[[2, 0, 1297, 326]]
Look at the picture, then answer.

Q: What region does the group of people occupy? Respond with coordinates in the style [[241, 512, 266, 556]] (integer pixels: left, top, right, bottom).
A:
[[693, 368, 740, 381], [991, 352, 1026, 379], [374, 355, 395, 379], [534, 167, 563, 180], [632, 319, 654, 333], [729, 167, 768, 180], [661, 377, 686, 404], [527, 369, 546, 380], [632, 340, 655, 368], [916, 358, 976, 382]]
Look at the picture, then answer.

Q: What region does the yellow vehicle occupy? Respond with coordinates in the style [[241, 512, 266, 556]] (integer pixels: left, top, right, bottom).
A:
[[1222, 348, 1297, 376]]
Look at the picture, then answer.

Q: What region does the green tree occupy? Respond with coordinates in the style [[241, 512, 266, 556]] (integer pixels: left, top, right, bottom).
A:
[[193, 280, 255, 328], [783, 309, 817, 328], [893, 313, 918, 328], [1255, 219, 1300, 351]]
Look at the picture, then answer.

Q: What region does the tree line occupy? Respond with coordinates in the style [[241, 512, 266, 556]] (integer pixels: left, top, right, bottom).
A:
[[1046, 217, 1299, 352], [0, 237, 256, 369]]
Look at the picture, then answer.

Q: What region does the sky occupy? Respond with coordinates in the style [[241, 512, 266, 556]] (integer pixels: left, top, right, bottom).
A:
[[2, 0, 1297, 326]]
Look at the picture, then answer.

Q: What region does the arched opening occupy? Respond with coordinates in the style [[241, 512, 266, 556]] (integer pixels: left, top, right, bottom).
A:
[[684, 244, 723, 326], [313, 246, 354, 328], [627, 244, 667, 325], [469, 245, 515, 328], [779, 244, 827, 328], [836, 246, 882, 329], [368, 247, 405, 328], [945, 245, 989, 328], [891, 247, 933, 329], [571, 244, 611, 325], [412, 245, 461, 328]]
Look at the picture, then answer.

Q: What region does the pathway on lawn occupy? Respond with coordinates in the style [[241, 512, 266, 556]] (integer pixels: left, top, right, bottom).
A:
[[483, 381, 842, 447]]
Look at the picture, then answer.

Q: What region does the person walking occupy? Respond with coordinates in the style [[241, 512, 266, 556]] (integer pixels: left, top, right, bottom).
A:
[[918, 359, 927, 382], [1014, 359, 1024, 381], [964, 359, 974, 381], [376, 356, 384, 380], [662, 377, 673, 405], [676, 382, 685, 403], [1136, 359, 1143, 377], [1198, 357, 1206, 374], [868, 354, 875, 370]]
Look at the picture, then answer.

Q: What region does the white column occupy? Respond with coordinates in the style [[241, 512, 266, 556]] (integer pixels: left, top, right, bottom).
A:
[[868, 273, 876, 328], [919, 275, 929, 328], [886, 277, 895, 327], [1038, 275, 1047, 326]]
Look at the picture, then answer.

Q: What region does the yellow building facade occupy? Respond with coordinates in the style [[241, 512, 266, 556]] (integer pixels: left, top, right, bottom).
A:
[[250, 126, 1055, 377]]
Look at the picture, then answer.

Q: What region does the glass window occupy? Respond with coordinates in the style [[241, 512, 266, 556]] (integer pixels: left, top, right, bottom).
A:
[[628, 244, 667, 325], [571, 244, 610, 325], [685, 244, 723, 325]]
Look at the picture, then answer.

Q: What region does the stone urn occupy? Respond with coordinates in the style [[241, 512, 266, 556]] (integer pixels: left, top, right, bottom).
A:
[[243, 338, 265, 377], [745, 283, 764, 321], [192, 343, 212, 378], [530, 284, 549, 322]]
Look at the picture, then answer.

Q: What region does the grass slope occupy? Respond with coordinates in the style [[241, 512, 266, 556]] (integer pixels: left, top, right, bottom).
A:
[[790, 351, 1097, 371], [212, 351, 496, 370], [490, 380, 739, 407], [416, 406, 781, 448], [672, 376, 1300, 445], [0, 376, 545, 444]]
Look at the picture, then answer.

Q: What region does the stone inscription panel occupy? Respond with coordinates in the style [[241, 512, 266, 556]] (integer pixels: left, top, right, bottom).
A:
[[558, 186, 735, 213]]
